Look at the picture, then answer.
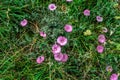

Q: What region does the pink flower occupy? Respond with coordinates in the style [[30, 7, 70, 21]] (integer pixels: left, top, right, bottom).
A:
[[96, 16, 103, 22], [106, 66, 113, 72], [83, 9, 90, 16], [48, 4, 57, 11], [54, 53, 63, 61], [110, 73, 119, 80], [61, 54, 68, 62], [57, 36, 68, 46], [40, 31, 46, 38], [64, 24, 73, 32], [36, 56, 45, 64], [66, 0, 73, 2], [96, 45, 104, 53], [52, 44, 61, 54], [20, 19, 28, 27], [98, 34, 106, 43]]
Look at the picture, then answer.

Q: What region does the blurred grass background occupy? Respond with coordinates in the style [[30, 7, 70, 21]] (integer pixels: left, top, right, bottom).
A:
[[0, 0, 120, 80]]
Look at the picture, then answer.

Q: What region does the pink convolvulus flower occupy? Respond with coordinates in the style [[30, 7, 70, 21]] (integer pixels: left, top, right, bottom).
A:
[[96, 16, 103, 22], [98, 34, 106, 43], [57, 36, 68, 46], [110, 73, 119, 80], [20, 19, 28, 27], [36, 56, 45, 64], [54, 53, 63, 61], [66, 0, 73, 2], [52, 44, 61, 54], [61, 54, 68, 62], [48, 4, 57, 11], [96, 45, 104, 53], [40, 31, 46, 38], [64, 24, 73, 32], [106, 66, 113, 72], [83, 9, 90, 16]]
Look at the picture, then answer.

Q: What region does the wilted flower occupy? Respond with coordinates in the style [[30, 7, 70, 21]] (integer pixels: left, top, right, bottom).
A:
[[52, 44, 61, 54], [98, 34, 106, 43], [102, 27, 108, 33], [61, 5, 67, 13], [96, 16, 103, 22], [83, 9, 90, 16], [54, 53, 63, 61], [20, 19, 28, 27], [66, 0, 73, 2], [40, 31, 46, 38], [110, 73, 119, 80], [48, 4, 57, 11], [64, 24, 73, 32], [96, 45, 104, 53], [84, 30, 92, 36], [36, 56, 45, 64], [61, 54, 68, 62], [106, 66, 113, 72], [57, 36, 68, 46]]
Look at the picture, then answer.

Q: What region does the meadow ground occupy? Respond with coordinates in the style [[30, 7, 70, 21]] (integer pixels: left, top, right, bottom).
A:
[[0, 0, 120, 80]]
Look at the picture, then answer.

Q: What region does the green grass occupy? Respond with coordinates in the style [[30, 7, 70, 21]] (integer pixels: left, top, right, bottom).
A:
[[0, 0, 120, 80]]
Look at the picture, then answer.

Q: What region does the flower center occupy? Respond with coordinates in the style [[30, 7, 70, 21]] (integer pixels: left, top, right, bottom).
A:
[[51, 6, 55, 9], [60, 38, 64, 43], [66, 26, 70, 30], [54, 46, 58, 50]]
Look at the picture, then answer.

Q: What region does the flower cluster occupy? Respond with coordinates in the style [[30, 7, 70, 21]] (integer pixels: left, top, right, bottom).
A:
[[52, 36, 68, 62], [106, 66, 119, 80], [20, 2, 104, 62], [83, 9, 105, 53], [96, 34, 106, 53], [47, 3, 74, 61], [95, 19, 106, 53], [52, 24, 73, 62], [83, 9, 103, 22], [19, 2, 73, 64], [19, 1, 119, 79]]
